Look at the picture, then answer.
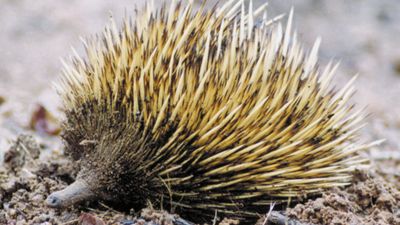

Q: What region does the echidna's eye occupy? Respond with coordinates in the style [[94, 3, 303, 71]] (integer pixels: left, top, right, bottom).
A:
[[46, 195, 61, 207]]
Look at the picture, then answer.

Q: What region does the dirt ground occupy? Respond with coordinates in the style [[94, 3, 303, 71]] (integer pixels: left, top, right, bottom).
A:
[[0, 0, 399, 224]]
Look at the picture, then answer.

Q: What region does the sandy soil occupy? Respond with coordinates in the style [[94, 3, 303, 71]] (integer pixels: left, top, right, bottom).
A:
[[0, 0, 399, 224]]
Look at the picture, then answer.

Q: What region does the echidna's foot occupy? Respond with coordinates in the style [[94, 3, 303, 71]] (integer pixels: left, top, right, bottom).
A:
[[46, 180, 95, 208]]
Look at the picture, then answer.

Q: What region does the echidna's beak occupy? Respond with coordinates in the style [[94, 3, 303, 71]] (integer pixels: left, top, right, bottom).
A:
[[46, 179, 95, 208]]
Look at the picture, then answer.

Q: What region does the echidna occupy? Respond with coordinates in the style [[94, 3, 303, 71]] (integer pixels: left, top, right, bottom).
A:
[[46, 0, 379, 220]]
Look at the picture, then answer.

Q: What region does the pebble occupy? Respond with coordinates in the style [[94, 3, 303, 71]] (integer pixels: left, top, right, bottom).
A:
[[31, 194, 44, 203], [16, 220, 27, 225], [121, 220, 135, 225], [8, 209, 17, 217], [40, 222, 52, 225], [39, 214, 51, 222], [0, 212, 7, 224], [32, 216, 43, 223], [20, 168, 37, 179], [1, 178, 17, 193]]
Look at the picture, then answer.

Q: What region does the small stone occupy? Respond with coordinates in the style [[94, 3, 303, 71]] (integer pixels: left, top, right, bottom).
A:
[[120, 220, 134, 225], [20, 169, 37, 180], [0, 212, 7, 224], [16, 219, 27, 225], [31, 194, 44, 203], [8, 209, 16, 217], [79, 213, 106, 225], [0, 178, 18, 193], [41, 222, 52, 225], [39, 214, 50, 222], [32, 216, 42, 223], [133, 219, 146, 225], [377, 192, 395, 208]]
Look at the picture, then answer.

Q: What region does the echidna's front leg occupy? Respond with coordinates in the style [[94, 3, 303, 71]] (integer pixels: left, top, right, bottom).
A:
[[46, 180, 95, 208]]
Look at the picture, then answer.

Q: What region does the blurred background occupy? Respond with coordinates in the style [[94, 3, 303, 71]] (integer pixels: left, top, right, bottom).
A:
[[0, 0, 399, 183]]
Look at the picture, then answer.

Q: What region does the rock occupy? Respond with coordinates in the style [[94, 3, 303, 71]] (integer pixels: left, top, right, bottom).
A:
[[0, 177, 20, 194], [78, 213, 106, 225], [31, 194, 44, 203], [0, 212, 7, 224], [4, 134, 41, 172]]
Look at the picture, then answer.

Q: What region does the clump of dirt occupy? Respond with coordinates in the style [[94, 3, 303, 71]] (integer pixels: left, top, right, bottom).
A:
[[286, 170, 400, 225], [3, 134, 41, 171]]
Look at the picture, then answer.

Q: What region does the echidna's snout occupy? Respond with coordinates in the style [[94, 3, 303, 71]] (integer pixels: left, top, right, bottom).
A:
[[46, 180, 95, 208]]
